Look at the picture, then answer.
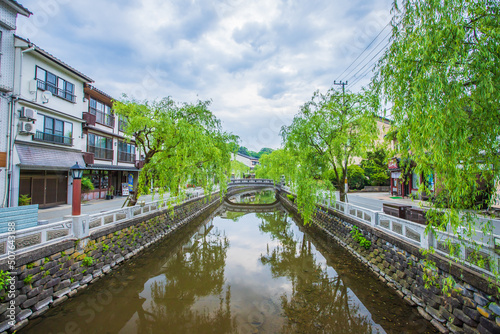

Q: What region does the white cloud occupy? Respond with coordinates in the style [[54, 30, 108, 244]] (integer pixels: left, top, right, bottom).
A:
[[17, 0, 392, 149]]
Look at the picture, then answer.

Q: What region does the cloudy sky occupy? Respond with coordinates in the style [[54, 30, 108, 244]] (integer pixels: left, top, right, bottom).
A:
[[16, 0, 393, 151]]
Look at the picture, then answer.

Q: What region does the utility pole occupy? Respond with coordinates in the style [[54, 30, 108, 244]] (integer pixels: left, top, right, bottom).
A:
[[334, 80, 349, 202]]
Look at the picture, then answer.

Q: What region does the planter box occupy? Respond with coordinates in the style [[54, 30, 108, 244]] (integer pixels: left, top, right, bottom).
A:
[[407, 207, 427, 225], [382, 203, 412, 220]]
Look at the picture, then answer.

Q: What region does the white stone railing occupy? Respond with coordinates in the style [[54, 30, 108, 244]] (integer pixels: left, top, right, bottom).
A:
[[281, 187, 500, 275], [0, 189, 214, 261], [228, 178, 276, 187], [0, 219, 74, 259]]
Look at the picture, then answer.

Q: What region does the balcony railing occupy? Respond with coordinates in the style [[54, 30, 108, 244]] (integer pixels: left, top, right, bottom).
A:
[[118, 151, 135, 163], [118, 119, 127, 132], [88, 146, 113, 160], [34, 131, 73, 146], [37, 79, 76, 103], [90, 109, 115, 128]]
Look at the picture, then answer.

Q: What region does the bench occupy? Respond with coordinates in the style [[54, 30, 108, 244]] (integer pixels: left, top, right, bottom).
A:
[[0, 205, 39, 233]]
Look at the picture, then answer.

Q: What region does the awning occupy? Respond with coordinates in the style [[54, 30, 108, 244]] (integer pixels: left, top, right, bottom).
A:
[[86, 164, 139, 172], [391, 171, 402, 179], [16, 144, 85, 170]]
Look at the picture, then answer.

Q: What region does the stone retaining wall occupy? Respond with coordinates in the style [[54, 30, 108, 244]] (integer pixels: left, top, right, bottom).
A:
[[279, 192, 500, 334], [0, 193, 223, 333]]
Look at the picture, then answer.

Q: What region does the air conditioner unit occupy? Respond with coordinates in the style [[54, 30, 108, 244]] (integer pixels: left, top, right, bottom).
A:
[[20, 107, 37, 121], [19, 121, 36, 135]]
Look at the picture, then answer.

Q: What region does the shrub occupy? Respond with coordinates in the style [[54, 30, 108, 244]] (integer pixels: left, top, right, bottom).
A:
[[19, 194, 31, 206], [82, 256, 94, 267], [81, 177, 94, 192], [350, 226, 372, 250]]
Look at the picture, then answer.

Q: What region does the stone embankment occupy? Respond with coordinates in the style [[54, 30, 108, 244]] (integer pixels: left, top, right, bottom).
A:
[[0, 192, 222, 333], [279, 191, 500, 334]]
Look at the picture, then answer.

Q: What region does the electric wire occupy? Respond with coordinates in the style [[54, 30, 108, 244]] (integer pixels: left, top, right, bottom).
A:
[[333, 22, 390, 86]]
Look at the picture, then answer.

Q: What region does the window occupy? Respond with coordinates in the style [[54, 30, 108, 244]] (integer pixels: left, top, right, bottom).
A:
[[118, 141, 135, 162], [412, 172, 419, 189], [118, 115, 128, 132], [34, 114, 73, 145], [89, 97, 114, 127], [35, 66, 76, 102], [88, 133, 113, 160]]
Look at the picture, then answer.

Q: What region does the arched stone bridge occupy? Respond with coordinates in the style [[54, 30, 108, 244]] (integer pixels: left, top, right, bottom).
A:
[[227, 178, 280, 189]]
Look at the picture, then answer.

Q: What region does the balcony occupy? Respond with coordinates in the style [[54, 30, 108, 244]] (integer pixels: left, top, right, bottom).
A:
[[90, 109, 115, 128], [118, 151, 135, 163], [33, 131, 73, 146], [37, 79, 76, 103], [88, 145, 113, 160]]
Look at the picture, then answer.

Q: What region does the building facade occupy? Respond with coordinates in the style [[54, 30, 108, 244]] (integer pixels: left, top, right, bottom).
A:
[[81, 84, 142, 200], [10, 36, 92, 207], [0, 0, 30, 207]]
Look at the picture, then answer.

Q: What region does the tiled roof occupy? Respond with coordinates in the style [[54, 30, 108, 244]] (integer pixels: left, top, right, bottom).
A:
[[4, 0, 32, 16], [15, 35, 94, 83], [16, 144, 85, 170]]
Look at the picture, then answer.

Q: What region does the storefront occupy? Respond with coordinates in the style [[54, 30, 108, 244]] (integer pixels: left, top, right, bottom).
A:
[[82, 164, 139, 200], [14, 143, 86, 207]]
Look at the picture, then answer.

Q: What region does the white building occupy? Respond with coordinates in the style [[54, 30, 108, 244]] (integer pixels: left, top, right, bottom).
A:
[[233, 153, 259, 170], [0, 0, 31, 207], [10, 35, 93, 207], [81, 84, 142, 199]]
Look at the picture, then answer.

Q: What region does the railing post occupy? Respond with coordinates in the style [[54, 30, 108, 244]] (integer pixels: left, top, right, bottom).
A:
[[65, 214, 90, 249]]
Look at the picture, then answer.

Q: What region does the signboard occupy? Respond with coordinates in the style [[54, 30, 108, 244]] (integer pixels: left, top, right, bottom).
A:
[[128, 174, 134, 191], [121, 183, 129, 196], [388, 158, 399, 170]]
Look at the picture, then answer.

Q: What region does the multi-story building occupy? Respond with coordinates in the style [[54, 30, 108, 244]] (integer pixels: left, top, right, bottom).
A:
[[81, 84, 142, 199], [0, 0, 31, 207], [10, 36, 92, 207]]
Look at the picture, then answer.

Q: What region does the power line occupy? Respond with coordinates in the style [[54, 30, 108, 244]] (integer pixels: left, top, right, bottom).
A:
[[343, 31, 391, 82], [333, 22, 390, 86], [347, 40, 391, 88]]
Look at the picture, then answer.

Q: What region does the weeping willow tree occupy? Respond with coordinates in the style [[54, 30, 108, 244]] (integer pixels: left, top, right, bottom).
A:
[[280, 88, 379, 223], [374, 0, 500, 282], [113, 96, 238, 205]]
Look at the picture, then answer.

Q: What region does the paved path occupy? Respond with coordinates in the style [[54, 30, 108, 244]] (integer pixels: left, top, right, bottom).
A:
[[38, 188, 205, 223]]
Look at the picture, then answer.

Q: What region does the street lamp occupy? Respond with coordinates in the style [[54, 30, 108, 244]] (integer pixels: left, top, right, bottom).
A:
[[71, 162, 85, 216]]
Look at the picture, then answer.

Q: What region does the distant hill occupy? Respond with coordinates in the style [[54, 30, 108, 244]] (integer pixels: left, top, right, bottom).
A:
[[238, 147, 273, 159]]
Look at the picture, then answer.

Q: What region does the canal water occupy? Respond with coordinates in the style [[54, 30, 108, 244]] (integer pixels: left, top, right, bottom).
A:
[[22, 190, 437, 334]]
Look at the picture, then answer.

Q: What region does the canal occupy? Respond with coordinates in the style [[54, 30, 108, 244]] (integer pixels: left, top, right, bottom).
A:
[[21, 190, 437, 333]]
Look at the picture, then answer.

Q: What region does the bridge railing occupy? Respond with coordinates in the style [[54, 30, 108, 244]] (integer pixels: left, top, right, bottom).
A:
[[228, 178, 276, 186]]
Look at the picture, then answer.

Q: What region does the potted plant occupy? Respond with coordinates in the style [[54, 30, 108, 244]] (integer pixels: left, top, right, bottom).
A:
[[19, 194, 31, 206], [106, 186, 115, 200]]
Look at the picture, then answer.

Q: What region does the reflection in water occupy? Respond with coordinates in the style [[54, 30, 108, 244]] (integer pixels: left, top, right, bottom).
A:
[[227, 189, 277, 205], [258, 212, 374, 333], [21, 191, 436, 334]]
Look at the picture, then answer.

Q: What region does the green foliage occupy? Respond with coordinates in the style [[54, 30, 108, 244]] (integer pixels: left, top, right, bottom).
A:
[[255, 149, 297, 183], [360, 147, 390, 186], [230, 160, 250, 178], [286, 194, 295, 202], [347, 165, 367, 190], [102, 243, 110, 252], [113, 96, 238, 204], [81, 177, 94, 192], [26, 263, 35, 269], [280, 88, 379, 223], [19, 194, 31, 206], [82, 256, 94, 267], [23, 275, 33, 285], [375, 0, 500, 286], [350, 226, 372, 250], [44, 257, 49, 263], [238, 146, 273, 159], [0, 270, 10, 292]]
